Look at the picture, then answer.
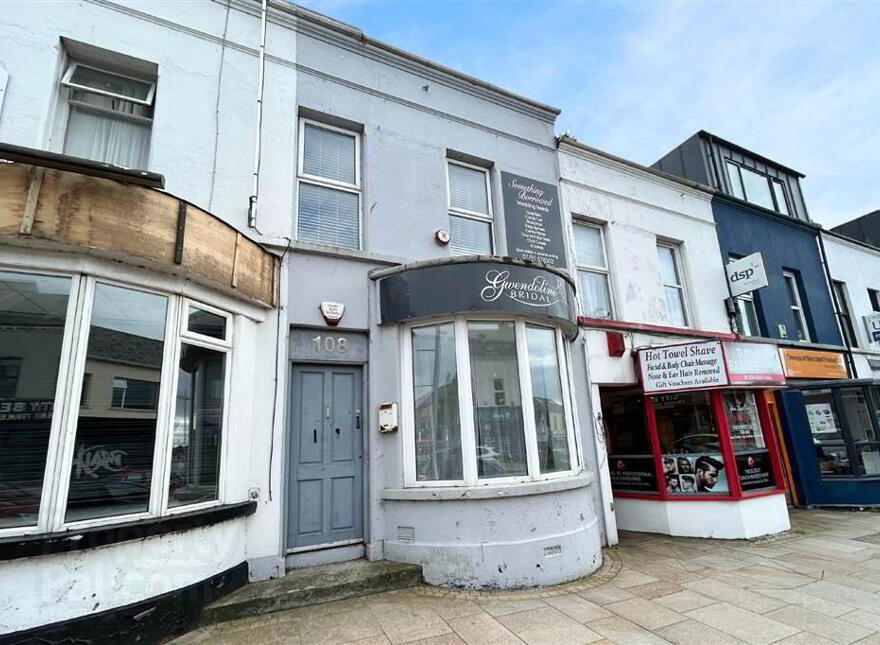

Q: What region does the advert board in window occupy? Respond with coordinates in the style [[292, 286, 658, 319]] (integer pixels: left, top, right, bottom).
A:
[[662, 453, 729, 495], [609, 456, 658, 493]]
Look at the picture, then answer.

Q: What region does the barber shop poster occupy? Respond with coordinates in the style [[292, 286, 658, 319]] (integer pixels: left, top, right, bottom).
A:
[[663, 453, 729, 495]]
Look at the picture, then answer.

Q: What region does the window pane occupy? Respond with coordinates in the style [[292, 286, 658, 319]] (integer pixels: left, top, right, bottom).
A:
[[857, 444, 880, 476], [740, 167, 774, 210], [664, 286, 687, 326], [603, 392, 658, 494], [468, 322, 527, 478], [65, 106, 151, 169], [69, 65, 152, 101], [736, 298, 760, 336], [573, 224, 605, 267], [66, 284, 167, 522], [449, 215, 491, 256], [302, 123, 356, 185], [188, 306, 227, 340], [412, 324, 462, 481], [169, 344, 225, 507], [834, 283, 858, 347], [803, 388, 854, 477], [772, 180, 790, 215], [0, 271, 71, 529], [577, 270, 612, 318], [657, 245, 679, 285], [839, 388, 876, 443], [655, 392, 729, 495], [726, 162, 744, 199], [448, 163, 489, 214], [724, 391, 765, 451], [526, 326, 570, 474], [297, 182, 360, 249]]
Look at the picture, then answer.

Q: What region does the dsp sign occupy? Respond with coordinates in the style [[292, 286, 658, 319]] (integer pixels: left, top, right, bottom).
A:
[[726, 253, 769, 298]]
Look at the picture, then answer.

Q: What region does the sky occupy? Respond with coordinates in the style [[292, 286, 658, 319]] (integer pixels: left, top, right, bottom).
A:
[[297, 0, 880, 228]]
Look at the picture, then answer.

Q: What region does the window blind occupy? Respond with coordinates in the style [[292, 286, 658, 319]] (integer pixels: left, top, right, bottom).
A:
[[448, 163, 489, 214], [449, 215, 491, 256], [298, 182, 360, 249], [303, 123, 356, 185]]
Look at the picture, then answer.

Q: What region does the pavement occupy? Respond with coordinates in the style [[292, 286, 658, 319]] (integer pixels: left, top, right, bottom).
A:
[[173, 508, 880, 645]]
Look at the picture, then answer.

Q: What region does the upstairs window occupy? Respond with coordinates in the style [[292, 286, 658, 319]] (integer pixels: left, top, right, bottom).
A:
[[833, 281, 858, 348], [728, 255, 760, 337], [657, 242, 689, 327], [869, 288, 880, 313], [297, 119, 361, 249], [573, 222, 613, 319], [725, 161, 790, 215], [447, 161, 493, 256], [61, 62, 155, 169], [783, 270, 810, 342]]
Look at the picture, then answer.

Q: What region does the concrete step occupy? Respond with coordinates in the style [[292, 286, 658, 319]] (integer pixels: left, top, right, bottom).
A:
[[201, 559, 422, 625]]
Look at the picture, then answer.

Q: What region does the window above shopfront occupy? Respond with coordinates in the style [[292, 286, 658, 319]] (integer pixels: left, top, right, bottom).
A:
[[404, 317, 578, 487], [0, 269, 233, 536]]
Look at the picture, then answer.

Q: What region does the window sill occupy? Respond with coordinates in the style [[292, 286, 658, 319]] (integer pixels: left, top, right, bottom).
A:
[[382, 471, 594, 501], [0, 500, 256, 562]]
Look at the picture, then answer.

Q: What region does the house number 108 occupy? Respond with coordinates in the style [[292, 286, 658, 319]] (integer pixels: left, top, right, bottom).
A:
[[313, 335, 348, 353]]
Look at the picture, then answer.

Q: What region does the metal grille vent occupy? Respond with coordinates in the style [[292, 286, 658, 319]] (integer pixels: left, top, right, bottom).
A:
[[397, 526, 416, 543]]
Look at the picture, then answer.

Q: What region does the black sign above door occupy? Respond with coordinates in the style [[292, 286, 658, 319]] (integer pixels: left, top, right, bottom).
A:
[[377, 259, 577, 338], [501, 171, 567, 269]]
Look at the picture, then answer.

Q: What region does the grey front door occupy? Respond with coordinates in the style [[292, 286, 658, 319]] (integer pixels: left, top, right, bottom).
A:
[[288, 364, 363, 550]]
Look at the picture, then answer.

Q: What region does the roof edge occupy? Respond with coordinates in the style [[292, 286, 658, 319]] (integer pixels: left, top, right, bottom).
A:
[[697, 130, 805, 178]]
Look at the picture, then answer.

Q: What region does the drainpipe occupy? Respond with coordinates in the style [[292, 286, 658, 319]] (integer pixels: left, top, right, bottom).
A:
[[248, 0, 268, 230], [817, 231, 857, 378]]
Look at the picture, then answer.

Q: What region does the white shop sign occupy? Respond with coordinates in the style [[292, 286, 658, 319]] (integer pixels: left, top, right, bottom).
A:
[[723, 341, 785, 385], [863, 312, 880, 344], [726, 252, 768, 298], [639, 341, 728, 394]]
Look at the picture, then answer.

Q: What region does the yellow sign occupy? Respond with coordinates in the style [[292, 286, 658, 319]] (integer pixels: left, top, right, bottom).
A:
[[779, 348, 847, 379]]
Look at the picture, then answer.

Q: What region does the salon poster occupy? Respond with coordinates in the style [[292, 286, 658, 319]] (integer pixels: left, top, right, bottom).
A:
[[663, 454, 729, 495], [736, 451, 775, 491], [609, 455, 658, 492], [805, 403, 836, 435]]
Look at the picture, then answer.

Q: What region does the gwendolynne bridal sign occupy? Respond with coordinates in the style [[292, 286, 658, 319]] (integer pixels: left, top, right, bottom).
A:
[[501, 171, 567, 269], [639, 341, 728, 393]]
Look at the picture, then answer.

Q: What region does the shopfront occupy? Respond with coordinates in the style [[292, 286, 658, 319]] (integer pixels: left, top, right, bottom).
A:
[[602, 340, 791, 539], [776, 348, 880, 506], [372, 257, 603, 589]]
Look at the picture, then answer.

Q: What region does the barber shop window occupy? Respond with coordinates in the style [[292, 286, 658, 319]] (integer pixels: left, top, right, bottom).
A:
[[61, 61, 156, 169], [603, 391, 658, 494], [297, 119, 362, 249], [406, 318, 577, 486], [0, 271, 233, 536], [723, 391, 776, 491], [447, 161, 493, 256]]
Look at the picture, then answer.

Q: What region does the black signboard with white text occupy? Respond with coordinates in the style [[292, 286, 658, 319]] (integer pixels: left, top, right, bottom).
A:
[[735, 451, 776, 491], [501, 172, 567, 269], [609, 455, 658, 493], [378, 260, 577, 338]]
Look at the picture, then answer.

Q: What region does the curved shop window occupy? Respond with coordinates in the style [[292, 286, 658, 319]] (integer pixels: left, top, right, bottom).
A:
[[404, 318, 578, 486], [0, 269, 232, 535], [605, 388, 782, 499]]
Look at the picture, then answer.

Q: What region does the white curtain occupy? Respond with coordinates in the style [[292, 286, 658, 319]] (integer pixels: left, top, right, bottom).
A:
[[64, 106, 151, 169]]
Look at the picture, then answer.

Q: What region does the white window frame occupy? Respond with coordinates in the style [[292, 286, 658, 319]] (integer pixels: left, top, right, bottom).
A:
[[657, 241, 690, 327], [783, 270, 811, 342], [61, 62, 156, 107], [735, 295, 760, 336], [573, 220, 614, 319], [295, 118, 362, 249], [832, 280, 858, 349], [446, 159, 494, 255], [0, 270, 234, 538], [400, 315, 580, 488]]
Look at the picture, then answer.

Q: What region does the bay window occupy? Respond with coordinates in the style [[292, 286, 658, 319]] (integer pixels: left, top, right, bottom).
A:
[[405, 318, 577, 486], [0, 270, 233, 536]]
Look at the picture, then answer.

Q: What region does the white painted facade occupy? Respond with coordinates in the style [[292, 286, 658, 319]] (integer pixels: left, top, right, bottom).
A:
[[822, 231, 880, 378]]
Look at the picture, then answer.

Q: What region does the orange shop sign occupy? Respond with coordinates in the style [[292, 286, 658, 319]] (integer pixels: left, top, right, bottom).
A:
[[779, 348, 847, 379]]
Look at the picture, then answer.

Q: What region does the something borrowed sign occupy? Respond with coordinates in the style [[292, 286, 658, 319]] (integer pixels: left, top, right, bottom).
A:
[[639, 341, 728, 393], [378, 260, 577, 337], [501, 172, 567, 269]]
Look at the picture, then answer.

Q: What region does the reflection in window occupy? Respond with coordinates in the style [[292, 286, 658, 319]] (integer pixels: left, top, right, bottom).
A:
[[527, 326, 570, 474], [0, 271, 71, 529], [602, 391, 658, 494], [412, 324, 461, 481], [187, 307, 227, 340], [111, 377, 159, 410], [169, 344, 225, 507], [655, 392, 728, 495], [468, 322, 527, 478], [803, 389, 851, 476], [66, 283, 167, 522]]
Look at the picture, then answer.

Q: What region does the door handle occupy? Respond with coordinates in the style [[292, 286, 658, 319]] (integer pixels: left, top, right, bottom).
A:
[[313, 429, 317, 443]]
